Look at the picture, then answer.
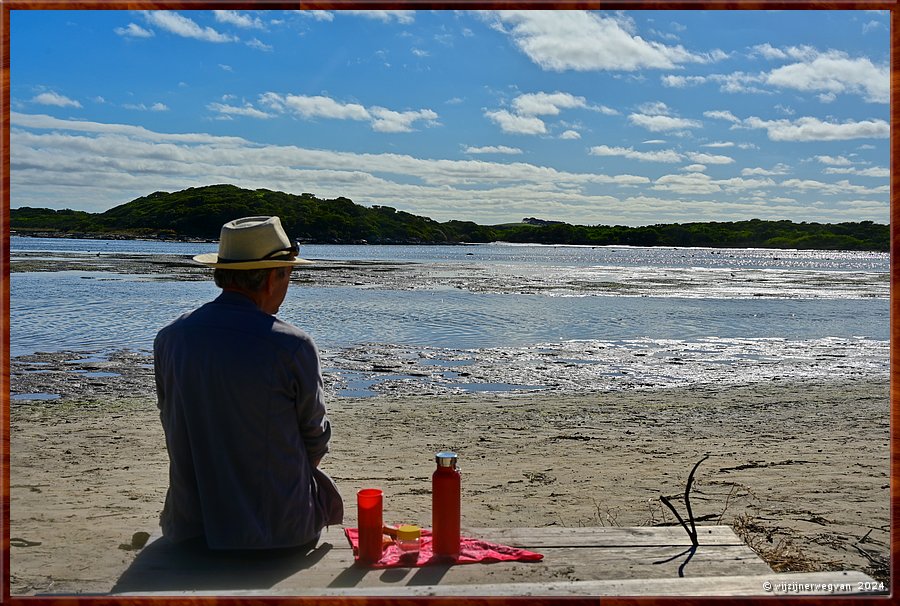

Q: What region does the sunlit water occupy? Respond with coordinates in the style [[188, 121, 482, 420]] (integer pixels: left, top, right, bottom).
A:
[[10, 237, 889, 396]]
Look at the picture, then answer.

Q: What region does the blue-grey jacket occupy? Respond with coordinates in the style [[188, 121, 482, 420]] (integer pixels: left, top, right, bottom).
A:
[[154, 290, 343, 549]]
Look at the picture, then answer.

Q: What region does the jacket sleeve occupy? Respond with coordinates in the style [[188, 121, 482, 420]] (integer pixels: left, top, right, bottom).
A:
[[153, 332, 167, 412], [292, 339, 331, 464]]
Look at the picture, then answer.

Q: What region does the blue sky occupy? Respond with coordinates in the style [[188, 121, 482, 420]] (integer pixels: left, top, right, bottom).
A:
[[9, 9, 890, 226]]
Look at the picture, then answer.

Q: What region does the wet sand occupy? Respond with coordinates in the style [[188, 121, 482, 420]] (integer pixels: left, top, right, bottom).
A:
[[9, 374, 889, 595]]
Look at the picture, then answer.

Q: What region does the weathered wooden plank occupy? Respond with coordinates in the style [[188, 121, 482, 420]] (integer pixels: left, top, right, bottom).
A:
[[323, 525, 749, 549], [111, 533, 773, 594], [262, 545, 773, 589], [457, 525, 743, 547], [116, 571, 880, 597]]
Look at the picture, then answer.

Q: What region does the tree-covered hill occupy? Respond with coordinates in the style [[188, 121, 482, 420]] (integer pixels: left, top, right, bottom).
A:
[[10, 184, 889, 251]]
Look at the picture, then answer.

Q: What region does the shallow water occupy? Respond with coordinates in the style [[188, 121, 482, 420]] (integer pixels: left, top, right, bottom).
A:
[[10, 238, 889, 396], [11, 272, 887, 353], [10, 235, 889, 271]]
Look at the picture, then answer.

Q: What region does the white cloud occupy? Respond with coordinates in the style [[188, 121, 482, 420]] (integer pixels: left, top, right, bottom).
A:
[[686, 152, 733, 165], [344, 10, 415, 24], [559, 130, 580, 140], [142, 11, 237, 43], [765, 51, 889, 103], [369, 107, 439, 133], [863, 20, 884, 34], [485, 90, 612, 137], [637, 101, 671, 115], [774, 106, 796, 118], [717, 176, 777, 190], [258, 93, 437, 133], [742, 164, 791, 176], [752, 44, 818, 62], [629, 102, 704, 135], [464, 145, 523, 155], [659, 46, 886, 103], [293, 10, 334, 22], [661, 75, 707, 88], [662, 71, 769, 95], [247, 39, 273, 52], [653, 172, 720, 194], [589, 145, 682, 163], [711, 72, 769, 95], [628, 112, 702, 133], [484, 109, 546, 135], [682, 164, 707, 172], [482, 11, 720, 72], [32, 92, 81, 108], [814, 155, 853, 166], [208, 102, 273, 120], [214, 10, 265, 29], [780, 178, 888, 196], [260, 93, 369, 120], [123, 102, 169, 112], [744, 116, 889, 142], [115, 23, 154, 38], [751, 43, 788, 60], [652, 172, 777, 195], [701, 141, 734, 148], [823, 166, 889, 178], [512, 91, 589, 116], [703, 110, 741, 123]]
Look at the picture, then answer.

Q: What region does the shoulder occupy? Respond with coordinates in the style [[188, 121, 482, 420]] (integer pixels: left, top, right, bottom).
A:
[[270, 317, 319, 356], [155, 307, 197, 341]]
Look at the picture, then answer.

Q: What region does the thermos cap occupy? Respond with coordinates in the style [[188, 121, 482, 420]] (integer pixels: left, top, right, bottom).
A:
[[435, 451, 458, 467]]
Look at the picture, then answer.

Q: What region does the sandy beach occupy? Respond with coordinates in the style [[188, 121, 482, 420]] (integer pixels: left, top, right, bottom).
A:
[[9, 364, 890, 595]]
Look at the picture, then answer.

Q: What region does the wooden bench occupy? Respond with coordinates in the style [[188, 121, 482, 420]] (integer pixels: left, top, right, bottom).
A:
[[109, 526, 880, 596]]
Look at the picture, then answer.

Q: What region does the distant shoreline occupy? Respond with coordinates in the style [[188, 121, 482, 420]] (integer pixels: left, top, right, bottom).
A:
[[10, 185, 890, 251], [10, 230, 217, 244]]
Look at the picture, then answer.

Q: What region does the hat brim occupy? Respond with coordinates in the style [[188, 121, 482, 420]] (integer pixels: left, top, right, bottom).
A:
[[192, 253, 313, 269]]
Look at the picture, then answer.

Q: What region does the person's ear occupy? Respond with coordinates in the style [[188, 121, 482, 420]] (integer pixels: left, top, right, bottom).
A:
[[264, 268, 279, 294]]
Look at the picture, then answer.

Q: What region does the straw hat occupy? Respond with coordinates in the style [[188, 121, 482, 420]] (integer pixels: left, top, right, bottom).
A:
[[192, 216, 311, 269]]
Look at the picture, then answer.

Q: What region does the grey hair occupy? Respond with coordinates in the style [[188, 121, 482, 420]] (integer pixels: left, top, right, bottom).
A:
[[213, 266, 290, 292]]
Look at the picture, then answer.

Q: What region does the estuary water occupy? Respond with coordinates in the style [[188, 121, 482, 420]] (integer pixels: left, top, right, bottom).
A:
[[10, 236, 889, 397]]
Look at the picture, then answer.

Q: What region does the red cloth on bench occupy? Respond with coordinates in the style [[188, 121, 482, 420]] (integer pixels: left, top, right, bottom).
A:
[[344, 527, 543, 568]]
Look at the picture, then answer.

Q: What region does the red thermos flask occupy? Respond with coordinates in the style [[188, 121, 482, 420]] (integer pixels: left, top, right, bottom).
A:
[[432, 451, 461, 559]]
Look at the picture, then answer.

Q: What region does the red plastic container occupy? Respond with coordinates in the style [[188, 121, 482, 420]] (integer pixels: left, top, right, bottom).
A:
[[357, 488, 383, 563], [432, 451, 461, 559]]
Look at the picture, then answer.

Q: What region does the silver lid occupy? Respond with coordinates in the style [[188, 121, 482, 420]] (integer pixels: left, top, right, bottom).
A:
[[435, 451, 458, 467]]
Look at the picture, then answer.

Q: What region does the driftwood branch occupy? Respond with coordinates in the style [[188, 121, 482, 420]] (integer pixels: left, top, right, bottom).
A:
[[660, 454, 710, 547]]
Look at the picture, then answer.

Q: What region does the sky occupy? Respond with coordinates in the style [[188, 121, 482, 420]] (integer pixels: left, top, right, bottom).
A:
[[8, 9, 891, 227]]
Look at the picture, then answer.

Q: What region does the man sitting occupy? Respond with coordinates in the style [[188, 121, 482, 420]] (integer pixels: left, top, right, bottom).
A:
[[154, 216, 343, 550]]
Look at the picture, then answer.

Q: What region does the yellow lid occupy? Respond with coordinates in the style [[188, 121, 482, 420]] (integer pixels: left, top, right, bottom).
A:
[[396, 524, 421, 540]]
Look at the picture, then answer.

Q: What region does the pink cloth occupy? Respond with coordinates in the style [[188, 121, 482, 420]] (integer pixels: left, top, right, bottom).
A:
[[344, 527, 543, 568]]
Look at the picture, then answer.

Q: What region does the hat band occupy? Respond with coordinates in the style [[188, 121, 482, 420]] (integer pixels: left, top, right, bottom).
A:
[[217, 243, 299, 264]]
